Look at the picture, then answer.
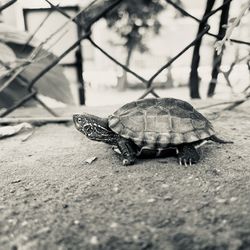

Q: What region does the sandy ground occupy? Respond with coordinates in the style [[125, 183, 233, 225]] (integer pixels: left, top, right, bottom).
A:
[[1, 99, 250, 250]]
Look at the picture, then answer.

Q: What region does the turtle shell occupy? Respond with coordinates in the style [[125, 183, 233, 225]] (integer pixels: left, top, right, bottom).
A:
[[108, 98, 215, 148]]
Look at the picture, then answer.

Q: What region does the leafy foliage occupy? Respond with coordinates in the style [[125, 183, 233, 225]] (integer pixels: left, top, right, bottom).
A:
[[0, 24, 74, 108], [104, 0, 165, 52]]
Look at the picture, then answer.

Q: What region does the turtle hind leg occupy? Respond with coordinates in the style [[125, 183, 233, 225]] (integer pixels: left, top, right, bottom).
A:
[[209, 135, 233, 144], [117, 138, 137, 166], [177, 144, 200, 166]]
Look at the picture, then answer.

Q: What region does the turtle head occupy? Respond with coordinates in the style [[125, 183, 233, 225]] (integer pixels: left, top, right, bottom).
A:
[[73, 113, 117, 144]]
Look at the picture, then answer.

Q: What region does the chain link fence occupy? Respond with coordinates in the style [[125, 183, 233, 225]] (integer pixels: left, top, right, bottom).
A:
[[0, 0, 249, 117]]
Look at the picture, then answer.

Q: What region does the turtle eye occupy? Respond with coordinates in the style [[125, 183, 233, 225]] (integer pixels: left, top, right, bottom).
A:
[[77, 117, 82, 123]]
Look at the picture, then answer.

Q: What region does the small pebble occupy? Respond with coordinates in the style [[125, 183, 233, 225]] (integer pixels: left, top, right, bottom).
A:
[[147, 198, 155, 203], [11, 245, 18, 250], [36, 227, 50, 235], [11, 179, 21, 184], [113, 183, 119, 192], [133, 234, 139, 241], [221, 219, 227, 225], [62, 204, 69, 209], [173, 199, 179, 205], [73, 220, 80, 225], [110, 222, 118, 228], [8, 219, 17, 225], [90, 236, 98, 245], [99, 175, 106, 179], [164, 195, 173, 201], [21, 221, 28, 227], [161, 184, 169, 188], [85, 156, 97, 164], [215, 198, 227, 204], [207, 169, 220, 176], [182, 207, 190, 213], [230, 197, 237, 202]]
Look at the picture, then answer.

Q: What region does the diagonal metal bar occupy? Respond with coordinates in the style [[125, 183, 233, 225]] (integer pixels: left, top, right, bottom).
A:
[[140, 25, 210, 99], [22, 4, 59, 51], [166, 0, 250, 46], [0, 91, 37, 117], [87, 37, 148, 84], [147, 25, 210, 86], [87, 37, 159, 98], [44, 0, 98, 25], [165, 0, 200, 22], [45, 0, 123, 32], [85, 0, 123, 32], [27, 32, 90, 91], [0, 60, 59, 117], [0, 0, 16, 12], [34, 95, 59, 117]]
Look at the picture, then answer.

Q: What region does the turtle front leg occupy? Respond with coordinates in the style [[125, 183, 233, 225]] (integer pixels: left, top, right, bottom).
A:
[[117, 138, 137, 166], [177, 144, 200, 166]]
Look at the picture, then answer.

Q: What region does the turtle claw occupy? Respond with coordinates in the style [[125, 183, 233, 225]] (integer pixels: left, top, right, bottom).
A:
[[184, 159, 188, 167], [178, 158, 188, 166], [112, 146, 121, 155], [178, 157, 194, 166], [189, 159, 192, 166], [179, 158, 182, 166]]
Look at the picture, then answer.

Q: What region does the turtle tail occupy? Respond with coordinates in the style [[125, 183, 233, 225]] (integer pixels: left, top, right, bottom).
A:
[[209, 135, 233, 144]]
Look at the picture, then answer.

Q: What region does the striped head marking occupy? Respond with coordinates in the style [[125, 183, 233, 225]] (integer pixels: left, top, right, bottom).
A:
[[73, 113, 116, 143]]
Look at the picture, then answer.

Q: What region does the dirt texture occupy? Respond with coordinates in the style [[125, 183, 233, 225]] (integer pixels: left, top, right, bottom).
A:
[[1, 101, 250, 250]]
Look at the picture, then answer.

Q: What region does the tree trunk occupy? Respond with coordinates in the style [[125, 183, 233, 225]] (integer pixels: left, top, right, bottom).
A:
[[188, 0, 216, 99], [117, 44, 134, 91], [207, 0, 231, 97]]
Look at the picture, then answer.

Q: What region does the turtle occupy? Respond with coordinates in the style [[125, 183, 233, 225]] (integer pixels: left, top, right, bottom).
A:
[[73, 97, 232, 166]]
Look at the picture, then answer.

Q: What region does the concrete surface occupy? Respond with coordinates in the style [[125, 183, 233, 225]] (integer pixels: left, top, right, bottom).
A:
[[1, 100, 250, 250]]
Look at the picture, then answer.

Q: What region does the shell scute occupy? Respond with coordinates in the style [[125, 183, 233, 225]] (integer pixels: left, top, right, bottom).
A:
[[174, 98, 194, 111], [157, 133, 171, 147], [170, 132, 184, 145], [123, 113, 144, 132], [171, 117, 194, 133], [183, 131, 199, 143]]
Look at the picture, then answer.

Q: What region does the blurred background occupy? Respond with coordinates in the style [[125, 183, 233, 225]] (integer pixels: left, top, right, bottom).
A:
[[0, 0, 249, 111]]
